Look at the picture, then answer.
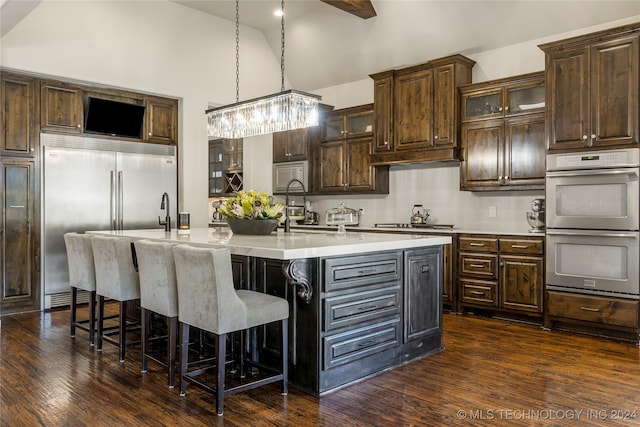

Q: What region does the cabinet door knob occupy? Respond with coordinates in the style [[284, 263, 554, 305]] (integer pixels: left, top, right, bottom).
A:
[[30, 147, 35, 152], [498, 107, 503, 112], [591, 134, 596, 139], [499, 176, 503, 180], [149, 132, 152, 136], [77, 124, 81, 128], [504, 175, 509, 180], [384, 141, 388, 146], [582, 135, 588, 140], [434, 135, 438, 140], [504, 106, 509, 111]]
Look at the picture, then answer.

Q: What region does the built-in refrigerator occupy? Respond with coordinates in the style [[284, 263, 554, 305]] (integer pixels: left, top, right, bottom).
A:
[[41, 133, 177, 308]]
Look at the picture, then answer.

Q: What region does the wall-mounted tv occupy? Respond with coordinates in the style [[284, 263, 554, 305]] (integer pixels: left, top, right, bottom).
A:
[[84, 97, 145, 139]]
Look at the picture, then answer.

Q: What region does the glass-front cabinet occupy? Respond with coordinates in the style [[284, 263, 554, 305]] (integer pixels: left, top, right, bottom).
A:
[[462, 73, 545, 121], [322, 108, 373, 141], [209, 138, 243, 196]]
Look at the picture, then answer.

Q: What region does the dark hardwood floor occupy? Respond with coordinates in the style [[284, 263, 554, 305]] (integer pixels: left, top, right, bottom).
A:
[[2, 306, 640, 426]]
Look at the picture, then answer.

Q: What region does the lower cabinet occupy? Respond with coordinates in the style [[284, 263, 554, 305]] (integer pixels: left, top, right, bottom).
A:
[[458, 234, 544, 319], [545, 290, 639, 341], [1, 158, 40, 314], [250, 246, 444, 396]]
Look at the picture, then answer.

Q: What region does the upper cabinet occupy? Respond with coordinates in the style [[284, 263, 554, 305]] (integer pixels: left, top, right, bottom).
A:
[[369, 54, 475, 165], [314, 104, 388, 194], [145, 95, 178, 145], [36, 75, 178, 145], [459, 72, 546, 191], [40, 81, 83, 134], [273, 128, 310, 163], [209, 138, 243, 196], [540, 24, 639, 152], [1, 71, 39, 157]]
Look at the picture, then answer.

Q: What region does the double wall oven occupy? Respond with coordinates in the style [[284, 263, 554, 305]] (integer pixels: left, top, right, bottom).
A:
[[546, 149, 640, 299]]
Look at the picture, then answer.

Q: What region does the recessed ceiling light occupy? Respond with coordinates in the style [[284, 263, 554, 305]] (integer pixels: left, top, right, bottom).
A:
[[274, 9, 284, 17]]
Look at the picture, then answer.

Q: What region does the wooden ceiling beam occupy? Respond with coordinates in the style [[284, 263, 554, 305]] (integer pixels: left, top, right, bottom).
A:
[[320, 0, 377, 19]]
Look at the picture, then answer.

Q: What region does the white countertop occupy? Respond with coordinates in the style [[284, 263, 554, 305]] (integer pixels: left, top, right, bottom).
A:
[[88, 227, 451, 260]]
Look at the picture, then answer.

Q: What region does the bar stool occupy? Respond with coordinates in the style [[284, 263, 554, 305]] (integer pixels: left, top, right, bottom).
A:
[[133, 239, 179, 388], [64, 232, 97, 346], [172, 244, 289, 416], [90, 234, 141, 362]]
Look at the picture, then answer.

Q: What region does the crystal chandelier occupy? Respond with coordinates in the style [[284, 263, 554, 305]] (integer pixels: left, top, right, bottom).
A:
[[207, 0, 321, 139]]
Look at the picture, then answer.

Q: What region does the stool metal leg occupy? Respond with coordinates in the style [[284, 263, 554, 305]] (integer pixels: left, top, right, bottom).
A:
[[216, 333, 227, 416], [119, 301, 127, 362], [282, 318, 288, 395], [168, 316, 178, 388], [141, 307, 150, 373], [70, 287, 78, 338], [97, 296, 105, 352], [88, 290, 96, 346], [180, 323, 190, 396]]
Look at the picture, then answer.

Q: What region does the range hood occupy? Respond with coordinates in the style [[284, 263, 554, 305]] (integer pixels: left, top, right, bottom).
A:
[[370, 147, 461, 166]]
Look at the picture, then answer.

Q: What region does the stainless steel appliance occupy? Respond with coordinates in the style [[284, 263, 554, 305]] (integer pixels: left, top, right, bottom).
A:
[[273, 161, 308, 193], [42, 133, 177, 308], [375, 223, 454, 230], [526, 198, 545, 233], [410, 204, 429, 224], [546, 148, 640, 299]]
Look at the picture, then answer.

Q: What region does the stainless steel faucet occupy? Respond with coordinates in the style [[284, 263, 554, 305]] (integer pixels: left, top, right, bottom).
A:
[[285, 179, 307, 233], [158, 192, 171, 231]]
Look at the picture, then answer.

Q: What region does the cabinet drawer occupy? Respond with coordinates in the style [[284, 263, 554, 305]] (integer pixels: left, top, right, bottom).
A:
[[460, 253, 498, 279], [324, 252, 401, 292], [461, 279, 498, 307], [459, 237, 498, 252], [324, 318, 401, 370], [547, 291, 639, 328], [324, 285, 401, 332], [500, 238, 544, 255]]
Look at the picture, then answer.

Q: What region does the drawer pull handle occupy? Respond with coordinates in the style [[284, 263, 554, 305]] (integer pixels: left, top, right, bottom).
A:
[[469, 264, 485, 268], [580, 307, 600, 312], [9, 205, 25, 208], [470, 291, 485, 296], [358, 304, 378, 311], [358, 340, 375, 348], [469, 243, 485, 247], [510, 245, 529, 249], [357, 269, 377, 275]]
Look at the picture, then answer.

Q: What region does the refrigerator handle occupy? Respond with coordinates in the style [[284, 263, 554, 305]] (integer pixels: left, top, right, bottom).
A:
[[110, 171, 117, 230], [118, 171, 124, 230]]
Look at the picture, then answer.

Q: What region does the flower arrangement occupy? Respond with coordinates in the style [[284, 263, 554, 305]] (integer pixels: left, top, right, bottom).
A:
[[219, 190, 286, 222]]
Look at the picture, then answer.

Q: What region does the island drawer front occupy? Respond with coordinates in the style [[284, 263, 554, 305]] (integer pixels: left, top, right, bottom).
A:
[[547, 291, 639, 328], [500, 238, 544, 255], [323, 318, 401, 370], [459, 237, 498, 253], [461, 278, 498, 307], [324, 252, 402, 292], [324, 285, 401, 332], [460, 253, 498, 279]]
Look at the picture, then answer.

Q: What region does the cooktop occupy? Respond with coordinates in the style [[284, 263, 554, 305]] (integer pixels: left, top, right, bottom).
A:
[[375, 223, 455, 229]]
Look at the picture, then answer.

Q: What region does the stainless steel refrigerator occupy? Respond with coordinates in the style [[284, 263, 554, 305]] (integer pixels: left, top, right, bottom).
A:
[[41, 133, 177, 308]]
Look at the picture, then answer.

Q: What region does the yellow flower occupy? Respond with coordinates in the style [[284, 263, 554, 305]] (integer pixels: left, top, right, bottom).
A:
[[219, 190, 285, 222]]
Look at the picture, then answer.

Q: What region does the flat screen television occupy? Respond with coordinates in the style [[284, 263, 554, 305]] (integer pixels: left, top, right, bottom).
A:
[[84, 97, 145, 139]]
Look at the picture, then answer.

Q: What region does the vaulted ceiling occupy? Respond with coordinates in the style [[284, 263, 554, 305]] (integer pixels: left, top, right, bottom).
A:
[[3, 0, 639, 91]]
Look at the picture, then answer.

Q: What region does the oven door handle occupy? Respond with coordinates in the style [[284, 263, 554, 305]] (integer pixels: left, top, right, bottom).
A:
[[546, 169, 639, 179], [546, 230, 639, 239]]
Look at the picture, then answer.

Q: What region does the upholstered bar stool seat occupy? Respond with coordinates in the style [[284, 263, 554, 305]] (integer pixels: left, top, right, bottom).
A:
[[90, 234, 141, 362], [64, 232, 97, 346], [173, 244, 289, 416], [134, 239, 180, 388]]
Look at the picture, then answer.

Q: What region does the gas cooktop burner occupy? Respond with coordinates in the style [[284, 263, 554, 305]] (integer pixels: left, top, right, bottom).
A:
[[374, 223, 454, 229]]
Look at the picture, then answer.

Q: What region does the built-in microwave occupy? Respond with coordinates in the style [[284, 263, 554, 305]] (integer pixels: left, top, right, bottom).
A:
[[273, 161, 308, 194]]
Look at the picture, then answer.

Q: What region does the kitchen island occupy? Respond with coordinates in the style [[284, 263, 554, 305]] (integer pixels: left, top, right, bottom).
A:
[[89, 227, 450, 395]]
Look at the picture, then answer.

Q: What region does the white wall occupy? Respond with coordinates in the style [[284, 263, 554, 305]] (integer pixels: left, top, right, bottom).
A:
[[0, 0, 283, 227]]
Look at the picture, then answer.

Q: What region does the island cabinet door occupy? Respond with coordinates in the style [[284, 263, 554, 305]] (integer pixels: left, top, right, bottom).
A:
[[403, 247, 443, 361], [253, 257, 320, 396]]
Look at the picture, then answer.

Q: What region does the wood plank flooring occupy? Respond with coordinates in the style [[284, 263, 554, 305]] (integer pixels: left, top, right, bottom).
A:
[[2, 307, 640, 426]]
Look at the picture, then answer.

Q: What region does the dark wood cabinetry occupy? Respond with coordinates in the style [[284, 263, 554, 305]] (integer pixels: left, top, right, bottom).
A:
[[460, 72, 546, 191], [145, 96, 178, 145], [369, 55, 475, 165], [40, 81, 83, 134], [1, 72, 39, 157], [208, 138, 243, 196], [458, 234, 544, 318], [540, 24, 639, 151], [273, 128, 309, 162], [316, 104, 388, 194], [1, 158, 39, 314]]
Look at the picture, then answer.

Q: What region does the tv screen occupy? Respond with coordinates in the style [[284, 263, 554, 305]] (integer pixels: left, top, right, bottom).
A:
[[84, 97, 145, 139]]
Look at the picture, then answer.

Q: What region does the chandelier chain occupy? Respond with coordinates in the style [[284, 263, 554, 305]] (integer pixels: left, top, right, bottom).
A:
[[280, 0, 285, 92], [235, 0, 240, 102]]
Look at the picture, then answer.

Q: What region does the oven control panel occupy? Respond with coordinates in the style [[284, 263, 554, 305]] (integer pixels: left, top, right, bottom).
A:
[[548, 148, 640, 171]]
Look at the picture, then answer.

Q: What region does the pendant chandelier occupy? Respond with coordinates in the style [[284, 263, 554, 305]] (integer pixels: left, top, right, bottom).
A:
[[207, 0, 321, 139]]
